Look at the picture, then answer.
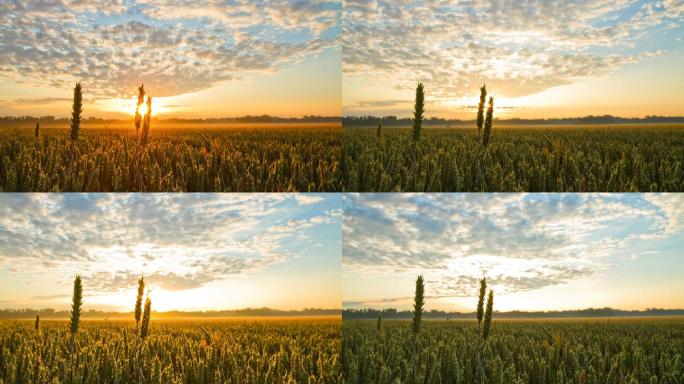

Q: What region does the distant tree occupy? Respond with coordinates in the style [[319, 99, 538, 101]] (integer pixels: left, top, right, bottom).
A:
[[377, 121, 382, 140], [34, 122, 39, 139], [134, 84, 145, 138], [476, 84, 487, 138], [70, 83, 82, 141], [70, 275, 82, 335], [412, 275, 424, 383], [482, 96, 494, 147], [141, 96, 152, 145], [477, 277, 487, 333], [377, 313, 382, 332], [140, 294, 152, 339], [35, 314, 40, 334], [482, 290, 494, 340], [135, 276, 145, 330], [411, 83, 425, 189]]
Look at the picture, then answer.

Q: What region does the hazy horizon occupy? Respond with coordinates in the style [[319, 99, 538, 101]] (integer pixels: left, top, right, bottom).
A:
[[343, 194, 684, 312], [0, 194, 342, 312], [0, 1, 341, 118], [343, 1, 684, 119]]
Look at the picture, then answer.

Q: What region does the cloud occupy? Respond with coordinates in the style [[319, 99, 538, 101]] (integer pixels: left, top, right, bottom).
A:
[[0, 0, 340, 98], [10, 98, 72, 106], [350, 99, 410, 108], [0, 194, 339, 294], [343, 0, 679, 104], [294, 194, 324, 205], [643, 193, 684, 234], [343, 194, 680, 298]]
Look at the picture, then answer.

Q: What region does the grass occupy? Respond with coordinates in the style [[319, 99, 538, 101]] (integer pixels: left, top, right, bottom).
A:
[[1, 318, 342, 383], [0, 123, 341, 192], [342, 124, 684, 192], [343, 317, 684, 383]]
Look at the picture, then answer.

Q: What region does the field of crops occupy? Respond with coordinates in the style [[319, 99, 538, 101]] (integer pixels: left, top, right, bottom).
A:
[[0, 124, 340, 192], [0, 318, 341, 383], [341, 125, 684, 192], [342, 318, 684, 383]]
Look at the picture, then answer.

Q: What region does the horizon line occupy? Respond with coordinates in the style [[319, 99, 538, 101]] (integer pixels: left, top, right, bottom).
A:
[[342, 307, 684, 313], [343, 114, 684, 121], [0, 307, 342, 314]]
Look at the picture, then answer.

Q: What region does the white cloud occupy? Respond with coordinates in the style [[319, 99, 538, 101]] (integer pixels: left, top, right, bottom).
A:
[[0, 194, 338, 293], [343, 193, 680, 297], [643, 193, 684, 234], [0, 0, 340, 98], [294, 194, 325, 205], [342, 0, 679, 104]]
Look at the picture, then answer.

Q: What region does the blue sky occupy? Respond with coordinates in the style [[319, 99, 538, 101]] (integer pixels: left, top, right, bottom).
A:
[[343, 0, 684, 118], [0, 193, 341, 311], [0, 0, 341, 117], [343, 193, 684, 311]]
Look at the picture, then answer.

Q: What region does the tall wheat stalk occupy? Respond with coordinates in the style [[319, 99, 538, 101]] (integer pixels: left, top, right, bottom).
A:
[[481, 96, 494, 148], [140, 294, 151, 339], [411, 83, 424, 190], [134, 84, 145, 138], [141, 96, 152, 145], [476, 84, 487, 139], [135, 276, 145, 331], [70, 83, 82, 142], [412, 275, 424, 383], [482, 289, 494, 340]]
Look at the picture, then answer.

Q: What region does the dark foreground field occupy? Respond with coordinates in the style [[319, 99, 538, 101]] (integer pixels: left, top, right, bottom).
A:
[[0, 124, 340, 192], [0, 318, 341, 383], [343, 318, 684, 383], [342, 125, 684, 192]]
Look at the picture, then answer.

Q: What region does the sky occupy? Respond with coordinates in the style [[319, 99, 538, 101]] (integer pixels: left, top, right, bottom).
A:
[[0, 0, 341, 118], [343, 193, 684, 312], [0, 194, 342, 312], [343, 0, 684, 119]]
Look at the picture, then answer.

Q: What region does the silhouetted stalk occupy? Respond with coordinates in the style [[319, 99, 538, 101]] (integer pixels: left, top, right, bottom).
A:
[[141, 96, 152, 145], [70, 275, 82, 382], [476, 277, 487, 334], [140, 294, 151, 339], [482, 290, 494, 340], [412, 275, 424, 384], [482, 96, 494, 148], [70, 83, 82, 142], [411, 83, 424, 190], [134, 84, 145, 139], [135, 276, 145, 331], [476, 84, 487, 139]]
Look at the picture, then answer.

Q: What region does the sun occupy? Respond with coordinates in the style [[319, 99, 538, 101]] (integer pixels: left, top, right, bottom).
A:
[[138, 99, 150, 117]]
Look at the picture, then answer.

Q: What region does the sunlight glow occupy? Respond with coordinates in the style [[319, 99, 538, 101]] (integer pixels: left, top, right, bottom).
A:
[[97, 97, 171, 117]]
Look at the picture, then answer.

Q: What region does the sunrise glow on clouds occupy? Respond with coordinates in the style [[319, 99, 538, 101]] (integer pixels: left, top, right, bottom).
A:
[[0, 0, 341, 118], [342, 0, 684, 118], [342, 193, 684, 311], [0, 194, 342, 311]]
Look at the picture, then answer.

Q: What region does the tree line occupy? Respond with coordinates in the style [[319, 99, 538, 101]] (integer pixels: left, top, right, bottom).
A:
[[343, 115, 684, 127], [343, 307, 684, 319]]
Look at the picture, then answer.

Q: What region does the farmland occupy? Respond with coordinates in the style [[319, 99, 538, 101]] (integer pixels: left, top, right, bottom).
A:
[[0, 318, 341, 383], [341, 124, 684, 192], [0, 123, 340, 192], [342, 317, 684, 383]]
